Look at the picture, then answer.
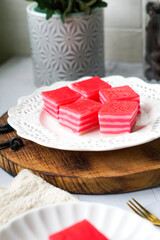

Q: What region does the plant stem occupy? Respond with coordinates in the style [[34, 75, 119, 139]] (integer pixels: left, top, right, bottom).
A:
[[86, 0, 97, 7]]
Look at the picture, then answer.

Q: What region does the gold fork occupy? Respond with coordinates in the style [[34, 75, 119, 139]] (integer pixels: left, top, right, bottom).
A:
[[127, 198, 160, 226]]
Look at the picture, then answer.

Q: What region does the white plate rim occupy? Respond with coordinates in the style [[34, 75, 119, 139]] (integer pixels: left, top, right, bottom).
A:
[[7, 75, 160, 151], [0, 201, 160, 240]]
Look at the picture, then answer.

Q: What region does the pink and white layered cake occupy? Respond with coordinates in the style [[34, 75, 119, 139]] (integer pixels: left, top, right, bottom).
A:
[[59, 98, 102, 135], [49, 219, 109, 240], [98, 100, 138, 134], [99, 85, 141, 113], [71, 76, 111, 101], [42, 86, 81, 119]]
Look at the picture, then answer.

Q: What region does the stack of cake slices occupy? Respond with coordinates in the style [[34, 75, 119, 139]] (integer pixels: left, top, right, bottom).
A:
[[42, 76, 140, 135], [99, 85, 141, 113], [71, 76, 111, 101], [42, 86, 81, 119], [59, 98, 102, 135], [98, 100, 138, 134]]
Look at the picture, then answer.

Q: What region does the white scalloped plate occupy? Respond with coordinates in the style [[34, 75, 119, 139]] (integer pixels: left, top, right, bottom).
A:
[[8, 76, 160, 151], [0, 202, 160, 240]]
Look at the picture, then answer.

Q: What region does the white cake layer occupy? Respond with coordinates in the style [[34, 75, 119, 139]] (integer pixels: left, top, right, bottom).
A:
[[43, 96, 58, 109], [99, 120, 137, 129], [99, 107, 138, 121], [99, 92, 107, 103], [59, 114, 98, 126], [99, 119, 135, 127], [43, 95, 80, 108], [44, 107, 58, 119], [100, 117, 137, 133], [44, 102, 59, 113], [100, 127, 131, 132], [101, 129, 131, 134], [59, 118, 99, 132], [59, 108, 99, 121], [99, 94, 106, 104], [99, 109, 137, 124]]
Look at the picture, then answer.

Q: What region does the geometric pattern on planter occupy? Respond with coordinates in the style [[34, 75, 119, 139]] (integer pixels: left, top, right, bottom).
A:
[[27, 8, 104, 86]]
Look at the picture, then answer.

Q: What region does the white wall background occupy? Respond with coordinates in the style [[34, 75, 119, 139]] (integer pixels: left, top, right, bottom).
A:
[[0, 0, 143, 63]]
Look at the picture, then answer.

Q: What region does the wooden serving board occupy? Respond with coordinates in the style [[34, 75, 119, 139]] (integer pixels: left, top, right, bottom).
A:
[[1, 113, 160, 194]]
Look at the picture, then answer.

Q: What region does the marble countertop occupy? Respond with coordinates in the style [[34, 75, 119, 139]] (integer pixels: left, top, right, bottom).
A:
[[1, 57, 160, 225]]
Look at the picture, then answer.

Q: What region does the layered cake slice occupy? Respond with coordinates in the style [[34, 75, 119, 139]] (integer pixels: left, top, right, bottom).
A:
[[71, 76, 111, 101], [98, 100, 138, 134], [42, 86, 81, 119], [99, 85, 141, 113], [49, 219, 109, 240], [59, 98, 102, 135]]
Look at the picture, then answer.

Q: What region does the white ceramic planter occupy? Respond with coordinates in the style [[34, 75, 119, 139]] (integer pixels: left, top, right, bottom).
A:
[[27, 3, 105, 87]]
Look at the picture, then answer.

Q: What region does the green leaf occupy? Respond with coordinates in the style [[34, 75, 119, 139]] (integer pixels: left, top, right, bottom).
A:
[[96, 2, 107, 7], [64, 0, 73, 15], [75, 0, 86, 11], [25, 0, 108, 22], [86, 0, 97, 7], [61, 13, 66, 23], [46, 9, 54, 20]]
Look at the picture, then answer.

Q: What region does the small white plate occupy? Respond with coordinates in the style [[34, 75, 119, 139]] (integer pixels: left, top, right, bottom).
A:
[[0, 202, 160, 240], [8, 76, 160, 151]]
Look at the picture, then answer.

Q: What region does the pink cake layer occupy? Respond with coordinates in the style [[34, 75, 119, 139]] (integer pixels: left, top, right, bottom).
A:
[[43, 101, 59, 119], [59, 98, 102, 118], [99, 115, 137, 128], [71, 76, 111, 100], [59, 119, 99, 134], [44, 102, 59, 114], [99, 106, 138, 123], [59, 115, 98, 126], [100, 117, 137, 134], [44, 107, 59, 119], [99, 100, 138, 116], [100, 93, 141, 115], [49, 219, 109, 240], [43, 96, 59, 109], [42, 86, 81, 115], [99, 85, 141, 114], [98, 100, 138, 134], [59, 108, 99, 121], [99, 93, 140, 105], [99, 116, 137, 132], [99, 85, 140, 103], [59, 114, 99, 133], [100, 93, 141, 114], [59, 98, 101, 134]]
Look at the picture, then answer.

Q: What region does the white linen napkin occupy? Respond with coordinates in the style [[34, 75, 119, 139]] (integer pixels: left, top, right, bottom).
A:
[[0, 169, 78, 226]]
